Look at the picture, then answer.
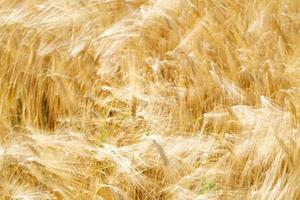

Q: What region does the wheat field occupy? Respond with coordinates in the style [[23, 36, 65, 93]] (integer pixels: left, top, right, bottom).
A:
[[0, 0, 300, 199]]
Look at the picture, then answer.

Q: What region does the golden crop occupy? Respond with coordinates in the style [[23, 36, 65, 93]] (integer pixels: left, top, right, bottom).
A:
[[0, 0, 299, 199]]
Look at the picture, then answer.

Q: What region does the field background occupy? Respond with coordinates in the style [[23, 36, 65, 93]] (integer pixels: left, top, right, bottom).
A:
[[0, 0, 300, 199]]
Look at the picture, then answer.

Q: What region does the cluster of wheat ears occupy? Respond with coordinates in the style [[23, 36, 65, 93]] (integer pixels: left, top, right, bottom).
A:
[[0, 0, 300, 199]]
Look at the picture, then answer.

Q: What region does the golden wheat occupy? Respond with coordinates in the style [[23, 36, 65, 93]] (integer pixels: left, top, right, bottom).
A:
[[0, 0, 300, 199]]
